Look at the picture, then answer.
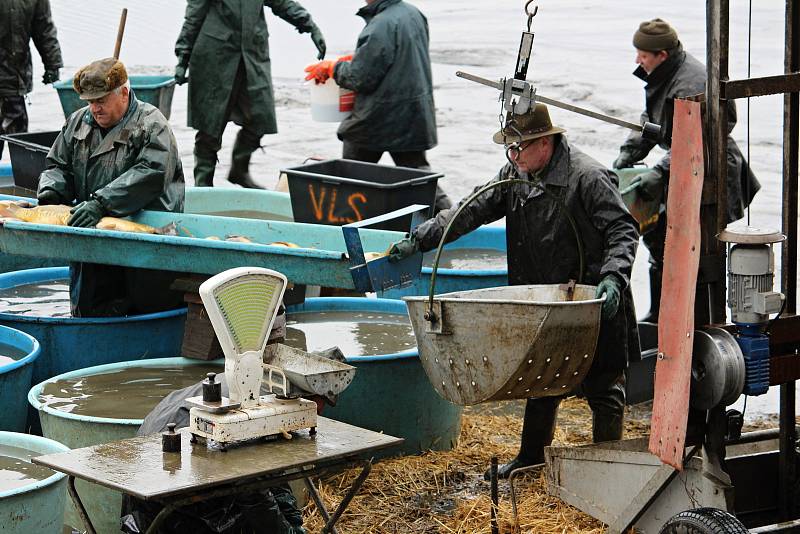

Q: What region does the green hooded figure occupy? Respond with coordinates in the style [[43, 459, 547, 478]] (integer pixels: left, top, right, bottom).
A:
[[175, 0, 326, 189]]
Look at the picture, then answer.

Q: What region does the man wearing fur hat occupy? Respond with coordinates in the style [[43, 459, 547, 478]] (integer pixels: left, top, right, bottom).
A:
[[36, 58, 185, 317], [613, 18, 760, 322], [389, 104, 641, 478]]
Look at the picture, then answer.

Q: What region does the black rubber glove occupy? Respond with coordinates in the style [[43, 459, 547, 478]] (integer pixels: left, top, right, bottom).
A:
[[310, 25, 326, 60], [388, 235, 420, 263], [68, 200, 104, 228], [632, 169, 663, 202], [174, 55, 189, 85], [37, 190, 63, 206], [595, 274, 622, 320], [612, 150, 637, 170], [42, 68, 60, 85]]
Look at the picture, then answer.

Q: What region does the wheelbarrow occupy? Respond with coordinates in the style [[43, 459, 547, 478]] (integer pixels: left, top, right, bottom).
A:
[[402, 178, 604, 406]]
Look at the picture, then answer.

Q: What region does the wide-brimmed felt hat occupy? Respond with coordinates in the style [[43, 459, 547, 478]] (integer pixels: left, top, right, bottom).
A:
[[73, 58, 128, 100], [492, 104, 566, 145]]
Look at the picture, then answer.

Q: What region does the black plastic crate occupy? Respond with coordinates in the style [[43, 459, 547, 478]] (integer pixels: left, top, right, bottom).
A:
[[282, 159, 443, 231], [0, 130, 59, 192]]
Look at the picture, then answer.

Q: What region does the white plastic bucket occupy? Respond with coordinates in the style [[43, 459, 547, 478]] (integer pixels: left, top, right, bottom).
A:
[[310, 79, 354, 123]]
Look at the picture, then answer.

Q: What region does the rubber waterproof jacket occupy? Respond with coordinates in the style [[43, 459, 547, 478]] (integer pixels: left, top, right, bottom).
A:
[[333, 0, 437, 152], [620, 47, 760, 223], [176, 0, 318, 138], [38, 95, 184, 214], [415, 136, 641, 374], [0, 0, 62, 96]]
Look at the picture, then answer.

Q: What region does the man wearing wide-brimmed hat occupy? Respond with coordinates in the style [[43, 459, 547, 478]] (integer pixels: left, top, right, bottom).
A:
[[612, 18, 760, 323], [36, 57, 184, 317], [389, 103, 641, 478]]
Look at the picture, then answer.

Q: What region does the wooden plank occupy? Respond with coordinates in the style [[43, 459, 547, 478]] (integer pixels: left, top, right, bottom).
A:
[[649, 99, 705, 470], [723, 72, 800, 100]]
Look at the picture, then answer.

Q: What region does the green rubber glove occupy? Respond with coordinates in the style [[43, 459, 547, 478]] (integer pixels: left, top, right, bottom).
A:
[[612, 149, 636, 170], [310, 26, 327, 60], [632, 169, 663, 202], [37, 190, 63, 206], [42, 68, 60, 85], [68, 200, 105, 228], [388, 235, 420, 263], [174, 55, 189, 85], [595, 274, 622, 320]]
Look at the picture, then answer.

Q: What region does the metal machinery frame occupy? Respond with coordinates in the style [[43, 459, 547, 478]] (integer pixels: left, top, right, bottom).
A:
[[704, 0, 800, 527]]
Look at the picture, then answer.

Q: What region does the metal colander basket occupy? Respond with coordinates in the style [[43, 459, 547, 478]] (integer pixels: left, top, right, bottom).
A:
[[403, 284, 602, 406]]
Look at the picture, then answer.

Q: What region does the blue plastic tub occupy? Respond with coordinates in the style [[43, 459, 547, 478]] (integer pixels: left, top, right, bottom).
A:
[[0, 326, 40, 432], [29, 357, 222, 534], [0, 431, 69, 534], [380, 225, 508, 299], [286, 297, 462, 456], [0, 267, 187, 386], [53, 75, 177, 119]]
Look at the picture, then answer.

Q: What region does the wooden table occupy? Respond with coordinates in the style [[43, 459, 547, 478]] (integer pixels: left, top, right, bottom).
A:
[[34, 417, 402, 534]]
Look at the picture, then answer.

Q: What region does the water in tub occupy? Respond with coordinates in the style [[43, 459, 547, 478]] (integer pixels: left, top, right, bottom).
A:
[[39, 364, 222, 419], [0, 279, 71, 318], [0, 444, 55, 492], [422, 248, 507, 270], [0, 342, 31, 367], [285, 311, 416, 356]]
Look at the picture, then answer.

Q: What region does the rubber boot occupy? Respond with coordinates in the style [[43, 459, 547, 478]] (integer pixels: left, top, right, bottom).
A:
[[193, 154, 216, 187], [485, 396, 560, 480], [592, 411, 624, 443], [193, 131, 220, 187], [228, 129, 265, 189], [642, 264, 662, 323]]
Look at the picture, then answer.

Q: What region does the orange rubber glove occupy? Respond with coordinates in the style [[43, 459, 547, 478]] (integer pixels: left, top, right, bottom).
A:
[[304, 55, 354, 84]]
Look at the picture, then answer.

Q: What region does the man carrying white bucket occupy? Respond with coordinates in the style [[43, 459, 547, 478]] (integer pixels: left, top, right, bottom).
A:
[[304, 0, 451, 212], [389, 104, 641, 478]]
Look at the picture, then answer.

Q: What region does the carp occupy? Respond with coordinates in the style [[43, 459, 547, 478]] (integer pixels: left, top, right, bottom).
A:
[[0, 202, 167, 234]]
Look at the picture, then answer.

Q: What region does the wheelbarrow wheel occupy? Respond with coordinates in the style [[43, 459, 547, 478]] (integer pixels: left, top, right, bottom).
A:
[[658, 507, 748, 534]]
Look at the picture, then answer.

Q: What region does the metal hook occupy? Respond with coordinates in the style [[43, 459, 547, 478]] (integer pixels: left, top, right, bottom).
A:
[[525, 0, 538, 31]]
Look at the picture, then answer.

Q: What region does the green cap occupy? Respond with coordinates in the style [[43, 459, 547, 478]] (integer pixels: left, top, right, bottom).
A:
[[633, 18, 680, 52], [492, 104, 565, 145], [72, 58, 128, 100]]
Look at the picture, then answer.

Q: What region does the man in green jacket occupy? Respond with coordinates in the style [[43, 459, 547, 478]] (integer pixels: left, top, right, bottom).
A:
[[304, 0, 451, 212], [0, 0, 62, 158], [175, 0, 327, 189], [37, 58, 185, 317]]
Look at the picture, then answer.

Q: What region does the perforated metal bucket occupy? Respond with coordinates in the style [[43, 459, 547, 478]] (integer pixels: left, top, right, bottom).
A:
[[404, 284, 602, 405]]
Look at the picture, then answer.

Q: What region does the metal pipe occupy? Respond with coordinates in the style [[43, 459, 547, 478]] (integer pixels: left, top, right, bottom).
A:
[[67, 476, 97, 534], [324, 460, 372, 533], [490, 457, 499, 534]]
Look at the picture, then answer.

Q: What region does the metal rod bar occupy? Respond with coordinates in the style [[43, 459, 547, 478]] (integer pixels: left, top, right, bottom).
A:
[[751, 518, 800, 533], [304, 476, 340, 534], [67, 476, 97, 534], [723, 72, 800, 99], [323, 460, 372, 533], [779, 0, 800, 521], [490, 457, 499, 534], [455, 71, 643, 131], [509, 463, 545, 532]]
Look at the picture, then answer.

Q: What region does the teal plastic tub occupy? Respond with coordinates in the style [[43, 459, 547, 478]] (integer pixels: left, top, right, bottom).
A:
[[28, 357, 222, 534], [380, 225, 508, 299], [0, 326, 40, 431], [286, 297, 462, 457], [0, 267, 187, 387], [0, 163, 11, 177], [53, 75, 177, 119], [185, 187, 294, 221], [0, 431, 69, 534]]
